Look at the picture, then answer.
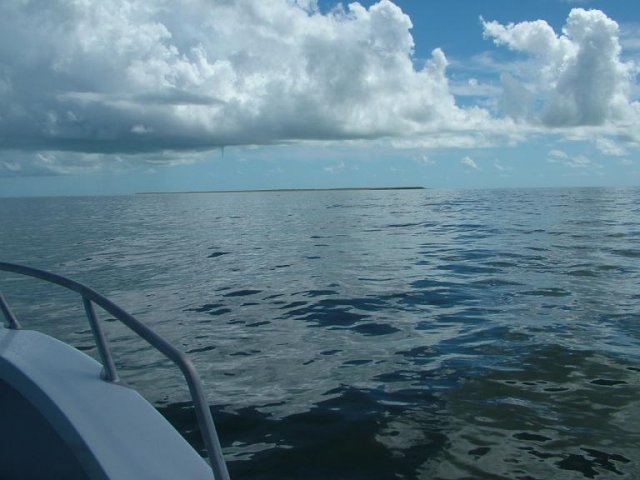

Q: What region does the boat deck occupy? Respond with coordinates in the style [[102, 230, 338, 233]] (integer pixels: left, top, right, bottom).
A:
[[0, 327, 214, 479]]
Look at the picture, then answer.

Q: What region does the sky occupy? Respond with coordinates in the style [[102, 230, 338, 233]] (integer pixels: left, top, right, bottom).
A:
[[0, 0, 639, 196]]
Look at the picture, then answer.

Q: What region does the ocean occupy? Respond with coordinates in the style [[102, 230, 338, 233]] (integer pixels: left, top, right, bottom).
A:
[[1, 187, 639, 479]]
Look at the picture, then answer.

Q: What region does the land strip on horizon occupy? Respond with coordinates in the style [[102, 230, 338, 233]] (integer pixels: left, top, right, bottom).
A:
[[137, 186, 425, 194]]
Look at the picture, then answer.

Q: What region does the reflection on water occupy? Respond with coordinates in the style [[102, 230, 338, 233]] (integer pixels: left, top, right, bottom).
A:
[[1, 187, 640, 479], [436, 346, 639, 479]]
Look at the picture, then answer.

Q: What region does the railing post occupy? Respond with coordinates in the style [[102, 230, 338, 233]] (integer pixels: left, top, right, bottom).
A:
[[83, 297, 119, 383], [1, 262, 231, 478], [0, 291, 21, 329], [183, 364, 231, 480]]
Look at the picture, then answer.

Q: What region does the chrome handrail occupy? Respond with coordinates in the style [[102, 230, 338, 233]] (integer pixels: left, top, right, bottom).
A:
[[0, 262, 230, 480]]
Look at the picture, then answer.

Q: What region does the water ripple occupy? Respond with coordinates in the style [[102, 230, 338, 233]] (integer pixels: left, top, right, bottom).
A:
[[2, 187, 640, 479]]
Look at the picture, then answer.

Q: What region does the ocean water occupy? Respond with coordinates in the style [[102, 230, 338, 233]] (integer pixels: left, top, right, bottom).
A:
[[1, 187, 639, 479]]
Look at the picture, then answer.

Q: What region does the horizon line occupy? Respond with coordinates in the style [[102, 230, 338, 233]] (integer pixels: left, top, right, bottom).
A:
[[136, 186, 426, 195]]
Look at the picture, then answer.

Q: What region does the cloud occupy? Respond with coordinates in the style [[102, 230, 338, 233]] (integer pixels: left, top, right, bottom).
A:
[[0, 0, 485, 166], [0, 2, 637, 177], [595, 136, 627, 156], [482, 9, 640, 128], [547, 149, 600, 169], [565, 154, 595, 169], [324, 161, 346, 173], [417, 153, 435, 166], [620, 23, 640, 52], [461, 156, 480, 170], [449, 77, 501, 98], [547, 149, 570, 162], [493, 161, 507, 172], [0, 149, 211, 177]]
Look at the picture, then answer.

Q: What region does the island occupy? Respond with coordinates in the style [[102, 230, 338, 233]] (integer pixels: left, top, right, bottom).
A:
[[137, 186, 425, 194]]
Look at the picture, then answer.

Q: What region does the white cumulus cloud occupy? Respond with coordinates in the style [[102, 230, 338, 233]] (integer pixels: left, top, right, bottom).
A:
[[547, 149, 601, 169], [0, 0, 483, 164], [461, 156, 480, 170], [482, 8, 640, 127], [595, 136, 627, 156], [0, 2, 637, 177]]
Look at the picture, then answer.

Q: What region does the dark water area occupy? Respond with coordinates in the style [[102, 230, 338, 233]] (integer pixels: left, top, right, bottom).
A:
[[1, 187, 639, 479]]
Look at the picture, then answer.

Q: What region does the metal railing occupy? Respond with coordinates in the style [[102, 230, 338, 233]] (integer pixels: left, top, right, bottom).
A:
[[0, 262, 230, 480]]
